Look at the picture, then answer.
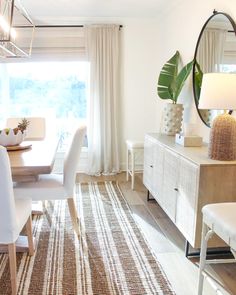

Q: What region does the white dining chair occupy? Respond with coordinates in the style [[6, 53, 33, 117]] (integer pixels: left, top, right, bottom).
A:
[[0, 146, 34, 295], [6, 117, 46, 140], [14, 125, 87, 236]]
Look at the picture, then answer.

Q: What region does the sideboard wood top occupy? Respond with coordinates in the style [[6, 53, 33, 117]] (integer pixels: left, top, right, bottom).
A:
[[146, 133, 236, 166]]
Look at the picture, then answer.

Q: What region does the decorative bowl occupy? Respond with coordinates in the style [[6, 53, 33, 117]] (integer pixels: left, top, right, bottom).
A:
[[0, 129, 27, 147]]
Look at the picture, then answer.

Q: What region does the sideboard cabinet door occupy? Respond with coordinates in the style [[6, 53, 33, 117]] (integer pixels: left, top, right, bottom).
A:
[[162, 148, 180, 222], [175, 158, 199, 244], [143, 135, 164, 203]]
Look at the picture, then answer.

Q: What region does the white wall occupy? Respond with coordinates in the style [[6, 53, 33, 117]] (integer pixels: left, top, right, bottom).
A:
[[118, 0, 236, 170], [155, 0, 236, 142], [119, 18, 161, 169]]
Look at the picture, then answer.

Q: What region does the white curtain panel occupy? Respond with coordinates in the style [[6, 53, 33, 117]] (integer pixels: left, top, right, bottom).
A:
[[85, 24, 120, 175], [198, 28, 227, 73]]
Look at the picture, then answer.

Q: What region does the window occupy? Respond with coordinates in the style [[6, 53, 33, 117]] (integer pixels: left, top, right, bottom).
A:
[[220, 64, 236, 73], [0, 61, 89, 150]]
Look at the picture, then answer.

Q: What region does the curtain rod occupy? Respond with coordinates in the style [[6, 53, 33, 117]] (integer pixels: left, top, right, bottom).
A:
[[14, 24, 123, 29]]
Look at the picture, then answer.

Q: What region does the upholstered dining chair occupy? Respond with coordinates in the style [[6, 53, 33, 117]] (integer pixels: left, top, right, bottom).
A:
[[198, 203, 236, 295], [14, 125, 87, 236], [6, 117, 46, 140], [0, 146, 34, 295]]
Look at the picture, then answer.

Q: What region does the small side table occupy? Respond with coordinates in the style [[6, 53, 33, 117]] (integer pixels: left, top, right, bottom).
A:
[[126, 140, 144, 190]]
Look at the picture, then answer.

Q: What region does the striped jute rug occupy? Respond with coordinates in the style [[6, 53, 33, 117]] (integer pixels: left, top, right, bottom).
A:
[[0, 181, 175, 295]]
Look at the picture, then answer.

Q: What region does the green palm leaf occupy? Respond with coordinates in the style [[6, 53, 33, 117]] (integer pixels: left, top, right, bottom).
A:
[[157, 51, 180, 100], [173, 60, 194, 102], [157, 51, 193, 103]]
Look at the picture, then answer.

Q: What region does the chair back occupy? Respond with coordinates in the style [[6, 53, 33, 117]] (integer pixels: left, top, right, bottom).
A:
[[6, 117, 46, 140], [63, 126, 86, 195], [0, 146, 18, 244]]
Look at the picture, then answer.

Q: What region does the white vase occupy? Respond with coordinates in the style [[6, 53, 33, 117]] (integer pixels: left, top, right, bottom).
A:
[[163, 103, 184, 135]]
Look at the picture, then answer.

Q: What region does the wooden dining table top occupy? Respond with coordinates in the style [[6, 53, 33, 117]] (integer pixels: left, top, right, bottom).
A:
[[8, 137, 59, 178]]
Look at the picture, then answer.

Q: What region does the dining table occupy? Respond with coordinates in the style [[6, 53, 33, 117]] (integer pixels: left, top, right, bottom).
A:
[[8, 137, 59, 182], [0, 137, 59, 253]]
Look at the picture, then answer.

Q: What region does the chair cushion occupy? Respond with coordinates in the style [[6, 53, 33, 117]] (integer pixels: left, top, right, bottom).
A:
[[14, 174, 68, 201], [126, 140, 144, 149], [202, 203, 236, 251]]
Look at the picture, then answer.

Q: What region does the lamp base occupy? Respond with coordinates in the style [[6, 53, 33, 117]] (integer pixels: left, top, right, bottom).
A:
[[209, 113, 236, 161]]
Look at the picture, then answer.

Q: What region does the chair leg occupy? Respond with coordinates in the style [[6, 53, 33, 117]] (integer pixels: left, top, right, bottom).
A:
[[131, 150, 135, 190], [67, 198, 80, 236], [198, 223, 214, 295], [126, 148, 129, 181], [8, 243, 17, 295], [25, 216, 34, 256]]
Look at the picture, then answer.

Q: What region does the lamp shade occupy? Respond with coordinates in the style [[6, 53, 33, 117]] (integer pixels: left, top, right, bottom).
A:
[[198, 73, 236, 110]]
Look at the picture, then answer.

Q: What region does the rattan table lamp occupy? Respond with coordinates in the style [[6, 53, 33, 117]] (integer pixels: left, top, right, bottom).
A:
[[198, 73, 236, 161]]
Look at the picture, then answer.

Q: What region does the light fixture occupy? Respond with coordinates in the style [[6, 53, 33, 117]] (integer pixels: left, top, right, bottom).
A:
[[0, 0, 35, 58], [199, 73, 236, 160]]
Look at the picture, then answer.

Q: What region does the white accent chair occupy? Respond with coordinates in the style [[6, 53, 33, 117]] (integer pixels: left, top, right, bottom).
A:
[[0, 146, 34, 295], [126, 140, 144, 190], [6, 117, 46, 140], [14, 125, 87, 236], [198, 203, 236, 295]]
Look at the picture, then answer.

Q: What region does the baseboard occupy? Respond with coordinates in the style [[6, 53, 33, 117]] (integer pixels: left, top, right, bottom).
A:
[[53, 150, 143, 174]]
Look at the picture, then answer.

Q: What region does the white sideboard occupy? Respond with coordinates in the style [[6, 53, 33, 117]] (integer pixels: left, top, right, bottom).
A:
[[143, 133, 236, 249]]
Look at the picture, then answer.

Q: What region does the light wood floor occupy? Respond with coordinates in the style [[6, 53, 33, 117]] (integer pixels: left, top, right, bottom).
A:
[[77, 172, 236, 295]]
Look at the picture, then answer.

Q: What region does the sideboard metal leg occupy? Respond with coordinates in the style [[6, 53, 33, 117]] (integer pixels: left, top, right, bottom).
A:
[[185, 240, 232, 258], [147, 190, 155, 201], [185, 241, 191, 257]]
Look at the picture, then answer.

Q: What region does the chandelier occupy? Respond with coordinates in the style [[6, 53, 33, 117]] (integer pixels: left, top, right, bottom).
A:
[[0, 0, 35, 58]]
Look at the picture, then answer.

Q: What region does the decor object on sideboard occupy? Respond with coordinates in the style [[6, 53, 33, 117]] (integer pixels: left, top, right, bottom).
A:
[[192, 10, 236, 127], [0, 0, 35, 58], [175, 123, 203, 147], [0, 118, 30, 146], [199, 73, 236, 160], [157, 51, 193, 135], [175, 134, 203, 147]]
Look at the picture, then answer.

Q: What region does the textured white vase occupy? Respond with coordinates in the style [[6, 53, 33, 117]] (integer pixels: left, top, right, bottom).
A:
[[163, 103, 184, 135]]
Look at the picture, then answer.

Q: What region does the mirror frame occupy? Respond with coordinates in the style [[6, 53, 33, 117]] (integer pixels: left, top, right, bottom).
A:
[[192, 10, 236, 127]]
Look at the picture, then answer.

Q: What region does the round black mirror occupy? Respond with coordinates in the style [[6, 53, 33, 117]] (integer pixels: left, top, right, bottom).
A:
[[193, 11, 236, 127]]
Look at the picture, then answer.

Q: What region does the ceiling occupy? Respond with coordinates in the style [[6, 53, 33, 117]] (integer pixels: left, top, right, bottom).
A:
[[20, 0, 178, 23]]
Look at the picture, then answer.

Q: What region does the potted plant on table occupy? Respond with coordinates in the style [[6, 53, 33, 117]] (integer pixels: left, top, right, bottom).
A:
[[157, 51, 194, 135]]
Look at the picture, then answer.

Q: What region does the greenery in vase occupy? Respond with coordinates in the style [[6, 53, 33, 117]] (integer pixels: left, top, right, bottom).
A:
[[157, 51, 194, 104], [193, 60, 203, 102]]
